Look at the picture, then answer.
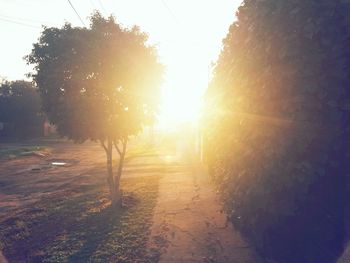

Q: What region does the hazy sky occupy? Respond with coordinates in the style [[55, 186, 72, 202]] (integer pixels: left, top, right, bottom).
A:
[[0, 0, 241, 125]]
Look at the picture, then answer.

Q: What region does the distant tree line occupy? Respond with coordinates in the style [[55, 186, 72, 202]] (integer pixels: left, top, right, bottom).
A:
[[205, 0, 350, 262], [0, 80, 44, 139]]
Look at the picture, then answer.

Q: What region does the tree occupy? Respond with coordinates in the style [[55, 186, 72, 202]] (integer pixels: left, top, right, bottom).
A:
[[26, 12, 163, 205], [205, 0, 350, 262], [0, 80, 44, 138]]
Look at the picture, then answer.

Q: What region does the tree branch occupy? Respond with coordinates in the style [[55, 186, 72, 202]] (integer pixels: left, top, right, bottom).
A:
[[100, 139, 108, 153], [113, 139, 122, 156], [122, 137, 128, 156]]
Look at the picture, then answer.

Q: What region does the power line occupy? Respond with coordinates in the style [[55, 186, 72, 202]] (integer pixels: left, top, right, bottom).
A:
[[67, 0, 86, 27], [0, 13, 53, 26], [160, 0, 178, 23], [0, 17, 41, 29]]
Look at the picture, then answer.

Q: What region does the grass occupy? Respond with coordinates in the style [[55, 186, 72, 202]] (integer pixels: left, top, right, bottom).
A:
[[0, 176, 161, 263], [0, 146, 48, 159]]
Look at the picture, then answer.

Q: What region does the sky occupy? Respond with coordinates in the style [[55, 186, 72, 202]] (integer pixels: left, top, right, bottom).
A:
[[0, 0, 241, 127]]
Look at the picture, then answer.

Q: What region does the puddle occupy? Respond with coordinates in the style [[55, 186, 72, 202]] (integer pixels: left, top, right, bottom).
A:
[[28, 162, 67, 172], [48, 159, 79, 167], [17, 159, 79, 173], [51, 162, 67, 166]]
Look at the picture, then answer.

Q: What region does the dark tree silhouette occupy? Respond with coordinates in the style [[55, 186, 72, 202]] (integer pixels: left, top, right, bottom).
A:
[[0, 80, 44, 139], [205, 0, 350, 262], [26, 12, 163, 205]]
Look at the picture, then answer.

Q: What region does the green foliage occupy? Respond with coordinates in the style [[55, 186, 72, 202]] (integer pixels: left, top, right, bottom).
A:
[[205, 0, 350, 262], [0, 80, 44, 138], [26, 12, 163, 143]]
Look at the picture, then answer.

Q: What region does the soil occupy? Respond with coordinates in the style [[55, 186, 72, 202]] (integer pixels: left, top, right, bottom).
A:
[[0, 142, 106, 220]]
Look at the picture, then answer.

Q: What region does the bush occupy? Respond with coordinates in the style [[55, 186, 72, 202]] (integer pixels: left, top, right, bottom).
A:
[[205, 1, 350, 262]]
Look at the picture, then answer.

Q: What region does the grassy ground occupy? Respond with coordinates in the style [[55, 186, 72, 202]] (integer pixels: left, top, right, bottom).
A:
[[0, 175, 161, 263], [0, 146, 49, 159]]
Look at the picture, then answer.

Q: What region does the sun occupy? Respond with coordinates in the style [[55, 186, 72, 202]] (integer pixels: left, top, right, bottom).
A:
[[156, 44, 210, 130], [158, 82, 202, 129], [157, 64, 206, 130]]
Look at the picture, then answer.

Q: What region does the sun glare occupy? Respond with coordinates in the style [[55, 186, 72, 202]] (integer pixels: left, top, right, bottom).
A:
[[156, 41, 212, 130], [144, 0, 239, 130], [158, 82, 202, 129], [0, 0, 239, 131]]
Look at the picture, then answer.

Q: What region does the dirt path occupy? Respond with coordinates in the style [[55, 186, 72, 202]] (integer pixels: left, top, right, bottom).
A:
[[148, 149, 261, 262]]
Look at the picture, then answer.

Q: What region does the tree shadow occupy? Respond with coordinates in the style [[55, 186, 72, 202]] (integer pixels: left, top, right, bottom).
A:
[[67, 205, 125, 262]]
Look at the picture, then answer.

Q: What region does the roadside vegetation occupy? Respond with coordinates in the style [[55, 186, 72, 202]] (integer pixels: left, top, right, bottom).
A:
[[205, 1, 350, 262]]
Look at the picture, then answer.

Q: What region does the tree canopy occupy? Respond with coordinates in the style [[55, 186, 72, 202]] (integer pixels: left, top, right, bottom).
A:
[[27, 12, 163, 143], [205, 0, 350, 262]]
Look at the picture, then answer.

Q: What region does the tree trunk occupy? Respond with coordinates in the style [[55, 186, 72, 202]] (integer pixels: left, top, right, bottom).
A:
[[114, 138, 127, 199], [105, 138, 121, 206]]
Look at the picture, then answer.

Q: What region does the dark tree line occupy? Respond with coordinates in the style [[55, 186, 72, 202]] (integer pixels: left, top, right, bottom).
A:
[[0, 80, 44, 139], [205, 0, 350, 262]]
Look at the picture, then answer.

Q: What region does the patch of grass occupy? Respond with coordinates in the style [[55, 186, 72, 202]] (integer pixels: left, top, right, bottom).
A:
[[0, 176, 161, 263], [0, 146, 48, 159]]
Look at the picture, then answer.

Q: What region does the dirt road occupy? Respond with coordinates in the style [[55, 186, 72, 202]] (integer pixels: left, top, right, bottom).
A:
[[0, 142, 106, 219]]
